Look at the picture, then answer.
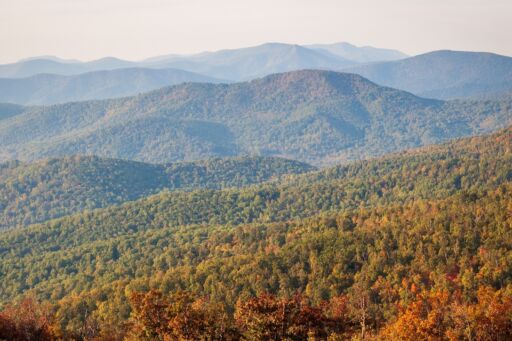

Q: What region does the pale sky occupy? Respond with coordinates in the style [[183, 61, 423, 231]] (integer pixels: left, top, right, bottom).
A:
[[1, 0, 511, 63]]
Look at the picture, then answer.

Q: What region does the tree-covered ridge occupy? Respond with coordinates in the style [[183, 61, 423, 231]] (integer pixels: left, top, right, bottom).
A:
[[163, 156, 315, 190], [0, 125, 510, 305], [0, 155, 314, 230], [1, 70, 511, 165]]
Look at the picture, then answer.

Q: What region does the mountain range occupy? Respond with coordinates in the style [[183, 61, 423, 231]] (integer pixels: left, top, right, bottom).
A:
[[1, 44, 512, 106], [1, 42, 406, 79], [1, 46, 512, 339], [1, 36, 512, 339], [142, 43, 355, 81], [1, 70, 511, 166], [0, 42, 407, 105]]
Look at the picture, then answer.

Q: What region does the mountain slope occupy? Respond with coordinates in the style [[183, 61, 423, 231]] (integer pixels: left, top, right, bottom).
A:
[[307, 42, 407, 63], [0, 70, 510, 165], [345, 50, 512, 99], [144, 43, 355, 80], [0, 68, 224, 105], [0, 124, 510, 309], [0, 156, 313, 230]]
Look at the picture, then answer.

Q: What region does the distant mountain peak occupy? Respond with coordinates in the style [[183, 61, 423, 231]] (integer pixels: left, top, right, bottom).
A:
[[17, 55, 81, 64], [307, 42, 408, 63], [344, 49, 512, 99]]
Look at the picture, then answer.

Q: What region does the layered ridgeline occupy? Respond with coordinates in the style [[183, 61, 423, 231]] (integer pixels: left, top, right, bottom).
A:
[[0, 56, 135, 79], [0, 68, 224, 105], [143, 43, 355, 81], [345, 50, 512, 100], [0, 156, 313, 230], [0, 43, 405, 106], [1, 70, 511, 165], [0, 125, 510, 322], [2, 48, 510, 104], [1, 42, 406, 80]]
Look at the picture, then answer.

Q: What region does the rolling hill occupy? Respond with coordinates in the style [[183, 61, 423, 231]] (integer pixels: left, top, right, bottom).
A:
[[0, 70, 510, 165], [345, 50, 512, 99], [0, 124, 510, 338], [0, 68, 224, 105], [0, 156, 313, 230]]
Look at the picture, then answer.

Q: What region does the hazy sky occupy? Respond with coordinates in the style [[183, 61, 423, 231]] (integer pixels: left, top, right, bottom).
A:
[[1, 0, 510, 63]]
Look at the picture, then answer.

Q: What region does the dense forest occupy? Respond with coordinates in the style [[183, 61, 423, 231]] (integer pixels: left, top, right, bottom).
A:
[[0, 156, 313, 229], [0, 126, 511, 339]]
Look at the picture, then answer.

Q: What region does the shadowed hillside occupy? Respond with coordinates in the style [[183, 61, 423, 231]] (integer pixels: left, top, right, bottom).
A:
[[0, 156, 314, 229]]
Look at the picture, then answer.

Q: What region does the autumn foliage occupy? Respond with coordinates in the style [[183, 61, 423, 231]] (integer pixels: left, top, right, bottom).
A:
[[126, 290, 237, 340], [234, 293, 348, 340], [0, 287, 510, 340], [381, 287, 512, 341], [0, 297, 54, 341]]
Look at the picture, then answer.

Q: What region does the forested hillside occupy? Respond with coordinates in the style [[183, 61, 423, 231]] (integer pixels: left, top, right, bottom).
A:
[[1, 70, 511, 166], [2, 0, 512, 337], [0, 156, 314, 230], [0, 126, 510, 339]]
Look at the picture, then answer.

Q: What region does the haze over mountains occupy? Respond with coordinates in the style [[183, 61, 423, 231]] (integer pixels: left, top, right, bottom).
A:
[[0, 42, 511, 107], [1, 70, 511, 166], [0, 68, 223, 105], [0, 57, 135, 79], [1, 42, 405, 79], [0, 42, 406, 105], [1, 32, 512, 338], [346, 50, 512, 100], [307, 42, 408, 63], [142, 43, 356, 81]]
